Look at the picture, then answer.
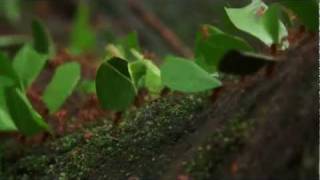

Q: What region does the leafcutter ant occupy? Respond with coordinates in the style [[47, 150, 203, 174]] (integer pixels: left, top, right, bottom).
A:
[[211, 50, 278, 103]]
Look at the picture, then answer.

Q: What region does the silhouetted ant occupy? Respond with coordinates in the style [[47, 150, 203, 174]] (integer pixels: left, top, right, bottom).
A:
[[210, 50, 278, 103]]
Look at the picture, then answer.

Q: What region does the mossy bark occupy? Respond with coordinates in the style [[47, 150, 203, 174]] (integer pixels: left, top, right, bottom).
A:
[[1, 38, 317, 179]]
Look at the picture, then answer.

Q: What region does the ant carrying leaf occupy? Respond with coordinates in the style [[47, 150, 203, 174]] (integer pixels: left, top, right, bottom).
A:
[[218, 50, 277, 76]]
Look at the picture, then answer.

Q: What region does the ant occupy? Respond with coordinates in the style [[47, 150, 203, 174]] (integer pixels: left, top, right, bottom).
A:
[[210, 50, 278, 103], [256, 6, 267, 17]]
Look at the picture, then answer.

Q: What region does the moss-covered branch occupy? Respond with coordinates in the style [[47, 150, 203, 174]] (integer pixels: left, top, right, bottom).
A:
[[2, 38, 317, 179]]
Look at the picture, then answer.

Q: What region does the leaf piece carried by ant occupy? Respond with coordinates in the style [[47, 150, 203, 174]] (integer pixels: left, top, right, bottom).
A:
[[5, 87, 49, 136], [225, 0, 288, 48], [161, 56, 222, 93], [0, 89, 17, 131], [279, 0, 318, 32], [32, 18, 55, 57], [69, 1, 96, 55], [42, 62, 81, 114], [218, 50, 277, 76], [96, 58, 136, 111], [13, 45, 47, 88], [195, 25, 253, 73], [0, 52, 20, 88]]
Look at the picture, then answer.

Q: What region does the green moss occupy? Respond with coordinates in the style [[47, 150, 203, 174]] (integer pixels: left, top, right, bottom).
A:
[[18, 155, 50, 173], [2, 95, 207, 179], [48, 134, 83, 153]]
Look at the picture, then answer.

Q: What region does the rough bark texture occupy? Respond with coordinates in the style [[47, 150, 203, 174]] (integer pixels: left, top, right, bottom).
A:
[[1, 37, 317, 180]]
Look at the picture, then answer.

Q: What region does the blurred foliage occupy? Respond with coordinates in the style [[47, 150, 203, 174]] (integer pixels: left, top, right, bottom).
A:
[[69, 1, 96, 55]]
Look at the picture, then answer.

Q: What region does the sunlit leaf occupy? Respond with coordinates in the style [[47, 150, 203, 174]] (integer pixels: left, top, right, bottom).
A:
[[130, 48, 144, 60], [144, 60, 163, 94], [263, 4, 281, 44], [13, 45, 47, 88], [69, 1, 96, 55], [5, 88, 49, 136], [279, 0, 318, 32], [161, 56, 222, 93], [32, 19, 55, 57], [225, 0, 288, 46], [43, 62, 81, 113], [128, 54, 163, 94], [195, 25, 253, 73], [129, 60, 146, 88], [96, 58, 136, 111]]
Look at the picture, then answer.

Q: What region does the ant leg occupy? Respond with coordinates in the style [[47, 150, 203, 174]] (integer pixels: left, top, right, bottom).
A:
[[113, 111, 122, 126], [134, 89, 148, 108]]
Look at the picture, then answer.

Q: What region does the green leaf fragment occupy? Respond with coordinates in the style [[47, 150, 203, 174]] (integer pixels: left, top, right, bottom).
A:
[[128, 58, 163, 94], [0, 108, 17, 131], [5, 88, 48, 136], [13, 45, 47, 88], [161, 56, 222, 93], [144, 60, 163, 94], [43, 62, 81, 113], [279, 0, 318, 32], [105, 32, 141, 61], [0, 76, 15, 88], [129, 60, 147, 88], [107, 57, 131, 78], [0, 52, 21, 88], [69, 1, 96, 55], [0, 89, 17, 132], [263, 4, 281, 44], [96, 58, 136, 111], [195, 25, 253, 73], [32, 19, 55, 57], [225, 0, 288, 47], [118, 32, 140, 61]]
